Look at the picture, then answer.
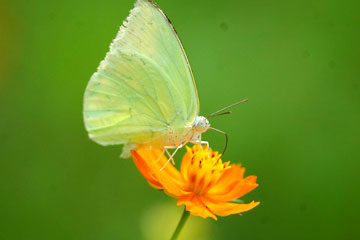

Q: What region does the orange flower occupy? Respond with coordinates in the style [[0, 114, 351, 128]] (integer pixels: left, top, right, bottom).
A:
[[131, 145, 260, 220]]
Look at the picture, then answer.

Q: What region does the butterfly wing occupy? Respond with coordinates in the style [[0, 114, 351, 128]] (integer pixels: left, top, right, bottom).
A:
[[83, 0, 199, 157]]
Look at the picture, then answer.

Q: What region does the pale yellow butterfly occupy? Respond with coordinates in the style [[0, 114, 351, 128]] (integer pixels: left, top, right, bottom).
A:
[[83, 0, 240, 159]]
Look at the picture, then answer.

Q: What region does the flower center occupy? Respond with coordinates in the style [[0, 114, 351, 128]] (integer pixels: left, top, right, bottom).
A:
[[186, 147, 231, 196]]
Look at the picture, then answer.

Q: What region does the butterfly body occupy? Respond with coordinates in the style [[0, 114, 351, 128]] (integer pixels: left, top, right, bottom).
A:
[[83, 0, 210, 158], [141, 115, 210, 146], [115, 115, 210, 158]]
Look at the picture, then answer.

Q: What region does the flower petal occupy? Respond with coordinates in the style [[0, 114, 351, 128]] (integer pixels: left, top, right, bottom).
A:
[[208, 164, 245, 195], [202, 197, 260, 217], [177, 194, 217, 220], [131, 150, 162, 189], [157, 170, 187, 198], [131, 148, 186, 197], [180, 146, 194, 182], [207, 175, 258, 202]]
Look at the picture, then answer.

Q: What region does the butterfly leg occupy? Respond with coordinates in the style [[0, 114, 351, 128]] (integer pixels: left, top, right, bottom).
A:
[[164, 149, 173, 164], [164, 145, 178, 165], [160, 144, 183, 171], [190, 135, 202, 154], [190, 139, 209, 152], [190, 138, 210, 158], [150, 149, 166, 167]]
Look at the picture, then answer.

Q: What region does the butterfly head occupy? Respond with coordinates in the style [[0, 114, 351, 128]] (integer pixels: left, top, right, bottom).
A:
[[192, 116, 210, 133]]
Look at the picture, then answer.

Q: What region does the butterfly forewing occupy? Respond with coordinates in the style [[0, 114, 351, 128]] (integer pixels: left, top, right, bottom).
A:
[[83, 0, 199, 155]]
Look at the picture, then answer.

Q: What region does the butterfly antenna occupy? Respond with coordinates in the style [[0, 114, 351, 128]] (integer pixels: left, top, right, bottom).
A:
[[207, 111, 232, 119], [209, 127, 228, 157], [207, 99, 248, 119]]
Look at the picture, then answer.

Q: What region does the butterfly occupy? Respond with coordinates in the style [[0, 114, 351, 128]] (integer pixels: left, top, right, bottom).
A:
[[83, 0, 245, 159]]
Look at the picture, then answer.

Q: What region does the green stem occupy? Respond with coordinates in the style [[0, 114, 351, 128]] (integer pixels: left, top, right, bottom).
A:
[[170, 208, 190, 240]]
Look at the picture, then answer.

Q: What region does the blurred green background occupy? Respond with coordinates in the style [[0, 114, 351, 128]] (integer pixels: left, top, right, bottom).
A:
[[1, 0, 360, 239]]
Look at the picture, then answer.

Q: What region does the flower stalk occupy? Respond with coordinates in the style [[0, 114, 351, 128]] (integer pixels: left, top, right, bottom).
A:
[[170, 208, 190, 240]]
